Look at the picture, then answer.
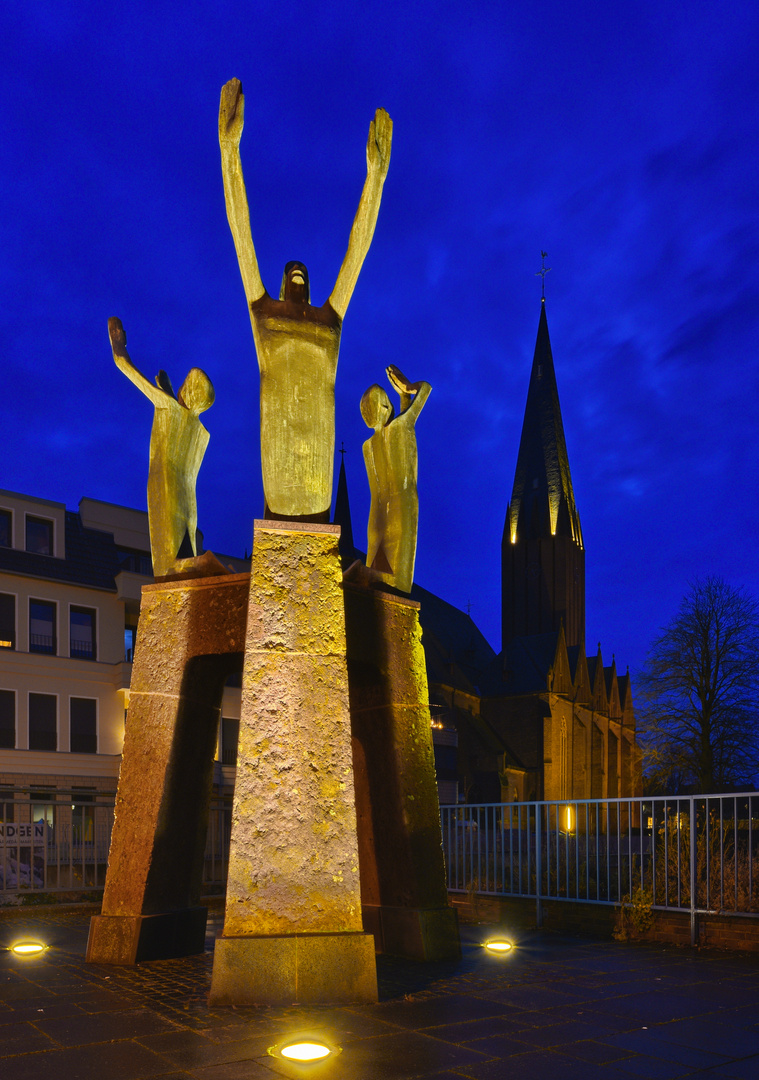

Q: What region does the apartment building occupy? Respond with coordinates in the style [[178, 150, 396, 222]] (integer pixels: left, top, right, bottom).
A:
[[0, 489, 243, 806]]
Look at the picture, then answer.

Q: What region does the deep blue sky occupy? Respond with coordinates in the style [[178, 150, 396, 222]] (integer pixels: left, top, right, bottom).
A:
[[2, 2, 758, 678]]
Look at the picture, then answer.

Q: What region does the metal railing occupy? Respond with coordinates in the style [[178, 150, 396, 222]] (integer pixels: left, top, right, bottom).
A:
[[441, 794, 759, 942], [0, 792, 231, 898], [70, 639, 95, 660], [29, 634, 55, 654], [4, 787, 758, 948]]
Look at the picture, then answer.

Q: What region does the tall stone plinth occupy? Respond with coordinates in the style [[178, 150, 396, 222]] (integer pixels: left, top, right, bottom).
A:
[[344, 583, 460, 961], [209, 522, 377, 1005], [87, 572, 250, 965]]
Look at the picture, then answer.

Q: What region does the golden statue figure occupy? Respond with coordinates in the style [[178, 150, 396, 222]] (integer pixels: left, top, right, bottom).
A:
[[219, 78, 392, 522], [360, 365, 431, 594], [109, 317, 215, 578]]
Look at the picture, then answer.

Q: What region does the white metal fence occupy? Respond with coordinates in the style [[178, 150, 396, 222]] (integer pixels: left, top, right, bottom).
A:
[[0, 791, 231, 898], [441, 794, 759, 942], [4, 789, 758, 948]]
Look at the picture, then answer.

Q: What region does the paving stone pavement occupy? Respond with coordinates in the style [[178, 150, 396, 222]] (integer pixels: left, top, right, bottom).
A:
[[1, 907, 758, 1079]]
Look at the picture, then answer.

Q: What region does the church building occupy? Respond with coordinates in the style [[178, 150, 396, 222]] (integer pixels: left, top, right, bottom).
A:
[[419, 298, 640, 805]]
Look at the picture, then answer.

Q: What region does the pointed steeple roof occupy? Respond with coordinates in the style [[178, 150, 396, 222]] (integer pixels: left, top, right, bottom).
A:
[[332, 449, 355, 565], [507, 300, 583, 547]]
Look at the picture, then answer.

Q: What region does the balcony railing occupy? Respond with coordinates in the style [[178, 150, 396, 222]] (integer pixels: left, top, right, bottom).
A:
[[70, 639, 95, 660], [29, 634, 55, 654]]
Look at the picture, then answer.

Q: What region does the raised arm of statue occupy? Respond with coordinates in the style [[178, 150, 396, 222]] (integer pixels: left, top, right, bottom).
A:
[[219, 78, 266, 307], [108, 317, 172, 406], [109, 316, 216, 578], [386, 364, 431, 421], [329, 108, 392, 320]]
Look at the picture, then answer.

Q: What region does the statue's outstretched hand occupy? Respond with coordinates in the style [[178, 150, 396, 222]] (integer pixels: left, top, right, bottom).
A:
[[386, 364, 416, 395], [108, 316, 128, 357], [219, 78, 244, 147], [367, 108, 392, 178]]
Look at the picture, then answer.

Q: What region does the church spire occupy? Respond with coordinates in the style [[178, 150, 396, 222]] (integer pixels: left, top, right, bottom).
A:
[[502, 298, 585, 650], [332, 444, 355, 567]]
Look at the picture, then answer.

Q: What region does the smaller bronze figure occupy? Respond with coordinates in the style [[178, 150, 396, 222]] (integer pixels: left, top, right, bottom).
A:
[[109, 317, 214, 578], [361, 365, 431, 594]]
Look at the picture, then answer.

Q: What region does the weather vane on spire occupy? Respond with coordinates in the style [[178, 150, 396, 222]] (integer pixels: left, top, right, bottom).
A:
[[536, 250, 551, 299]]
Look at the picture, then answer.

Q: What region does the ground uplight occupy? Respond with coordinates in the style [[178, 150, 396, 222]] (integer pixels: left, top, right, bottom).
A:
[[483, 938, 514, 954], [269, 1036, 341, 1065], [9, 941, 47, 957]]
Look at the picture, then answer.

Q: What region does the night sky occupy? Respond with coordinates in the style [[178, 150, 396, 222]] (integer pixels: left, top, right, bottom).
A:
[[2, 2, 758, 679]]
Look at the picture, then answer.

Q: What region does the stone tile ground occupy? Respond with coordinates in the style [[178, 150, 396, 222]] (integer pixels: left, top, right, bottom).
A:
[[1, 909, 758, 1079]]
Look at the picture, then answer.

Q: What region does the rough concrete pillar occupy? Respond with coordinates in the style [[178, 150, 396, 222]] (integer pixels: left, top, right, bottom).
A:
[[86, 573, 249, 964], [210, 522, 377, 1005], [344, 582, 460, 961]]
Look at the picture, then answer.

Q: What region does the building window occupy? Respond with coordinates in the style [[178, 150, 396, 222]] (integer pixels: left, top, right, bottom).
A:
[[0, 509, 11, 548], [26, 516, 53, 556], [221, 717, 239, 766], [124, 625, 136, 663], [70, 607, 96, 661], [28, 693, 57, 751], [0, 593, 15, 649], [0, 690, 15, 749], [29, 600, 56, 654], [70, 698, 97, 754], [117, 549, 152, 575]]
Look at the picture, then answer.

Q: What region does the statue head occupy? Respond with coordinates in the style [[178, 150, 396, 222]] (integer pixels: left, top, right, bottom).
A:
[[360, 384, 394, 430], [178, 368, 215, 414], [280, 261, 310, 304]]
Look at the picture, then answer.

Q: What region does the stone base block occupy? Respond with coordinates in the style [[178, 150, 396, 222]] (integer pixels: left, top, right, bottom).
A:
[[86, 908, 207, 965], [363, 904, 461, 961], [209, 932, 378, 1005]]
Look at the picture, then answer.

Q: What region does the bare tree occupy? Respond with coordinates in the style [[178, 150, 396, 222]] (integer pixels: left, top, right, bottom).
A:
[[638, 576, 759, 795]]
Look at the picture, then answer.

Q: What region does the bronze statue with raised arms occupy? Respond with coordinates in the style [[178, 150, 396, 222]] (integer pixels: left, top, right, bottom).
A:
[[219, 78, 392, 521]]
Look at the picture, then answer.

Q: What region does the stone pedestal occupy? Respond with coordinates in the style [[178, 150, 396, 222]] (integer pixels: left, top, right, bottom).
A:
[[344, 583, 460, 962], [87, 573, 249, 965], [209, 523, 377, 1005]]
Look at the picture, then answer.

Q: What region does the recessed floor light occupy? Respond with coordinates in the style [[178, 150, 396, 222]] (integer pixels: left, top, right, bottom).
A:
[[269, 1036, 341, 1065], [281, 1041, 332, 1061], [484, 938, 514, 954], [9, 941, 47, 957]]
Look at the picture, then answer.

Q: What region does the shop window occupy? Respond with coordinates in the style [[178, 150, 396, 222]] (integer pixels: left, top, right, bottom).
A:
[[25, 516, 53, 556], [0, 593, 15, 649], [0, 787, 14, 823], [28, 693, 57, 751], [0, 690, 15, 749], [70, 698, 97, 754], [30, 787, 56, 828], [29, 600, 56, 654], [71, 789, 95, 845], [70, 607, 96, 660]]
